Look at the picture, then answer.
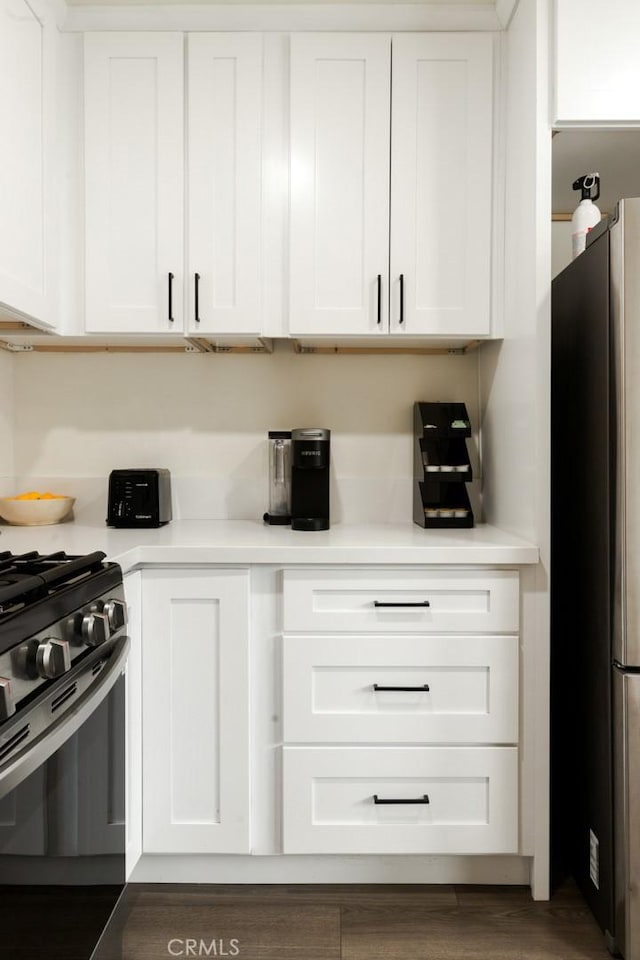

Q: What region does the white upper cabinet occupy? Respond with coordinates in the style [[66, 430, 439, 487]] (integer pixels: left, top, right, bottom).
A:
[[84, 33, 184, 333], [289, 32, 494, 339], [555, 0, 640, 123], [84, 31, 263, 337], [289, 33, 391, 337], [82, 30, 493, 341], [390, 34, 493, 336], [187, 34, 262, 335], [0, 0, 51, 327]]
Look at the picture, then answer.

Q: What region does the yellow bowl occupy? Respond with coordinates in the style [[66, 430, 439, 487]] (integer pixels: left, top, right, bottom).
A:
[[0, 497, 76, 526]]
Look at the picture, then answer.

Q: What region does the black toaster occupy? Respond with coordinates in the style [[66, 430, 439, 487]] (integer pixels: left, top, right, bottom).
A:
[[107, 469, 172, 528]]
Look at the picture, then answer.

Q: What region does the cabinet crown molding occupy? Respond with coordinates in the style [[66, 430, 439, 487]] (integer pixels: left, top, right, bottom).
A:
[[63, 3, 502, 33]]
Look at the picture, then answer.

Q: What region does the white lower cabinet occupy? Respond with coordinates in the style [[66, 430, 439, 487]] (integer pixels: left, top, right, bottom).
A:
[[282, 634, 518, 744], [141, 568, 250, 854], [282, 568, 520, 635], [282, 746, 518, 855], [281, 566, 521, 858], [134, 563, 521, 867]]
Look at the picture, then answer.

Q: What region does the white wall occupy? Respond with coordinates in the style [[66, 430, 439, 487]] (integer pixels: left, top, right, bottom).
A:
[[10, 346, 480, 523], [480, 0, 550, 547], [478, 0, 551, 898], [0, 350, 14, 485]]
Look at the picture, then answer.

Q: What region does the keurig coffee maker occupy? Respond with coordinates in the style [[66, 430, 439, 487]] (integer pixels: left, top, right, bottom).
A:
[[290, 428, 330, 530]]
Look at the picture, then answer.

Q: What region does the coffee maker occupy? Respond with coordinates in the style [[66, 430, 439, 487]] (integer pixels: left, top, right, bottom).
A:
[[290, 428, 330, 531]]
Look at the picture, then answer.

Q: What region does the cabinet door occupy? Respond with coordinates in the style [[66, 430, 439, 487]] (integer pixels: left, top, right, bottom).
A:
[[187, 34, 262, 335], [555, 0, 640, 123], [390, 34, 494, 337], [142, 568, 250, 854], [84, 33, 184, 333], [0, 0, 45, 323], [282, 634, 518, 744], [289, 33, 390, 336], [283, 746, 518, 854], [282, 568, 520, 635]]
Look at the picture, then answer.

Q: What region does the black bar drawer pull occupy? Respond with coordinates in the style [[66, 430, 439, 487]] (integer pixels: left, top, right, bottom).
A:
[[373, 683, 430, 692], [168, 272, 174, 322], [373, 600, 430, 608], [373, 794, 430, 805], [399, 273, 404, 325], [377, 274, 382, 325], [194, 272, 201, 323]]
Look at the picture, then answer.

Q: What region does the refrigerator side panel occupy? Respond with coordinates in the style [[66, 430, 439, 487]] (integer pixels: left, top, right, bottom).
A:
[[550, 231, 614, 934], [614, 198, 640, 668], [613, 668, 640, 960]]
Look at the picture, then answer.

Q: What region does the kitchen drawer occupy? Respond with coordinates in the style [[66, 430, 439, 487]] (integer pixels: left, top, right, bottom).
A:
[[282, 569, 519, 634], [282, 746, 518, 854], [282, 634, 518, 744]]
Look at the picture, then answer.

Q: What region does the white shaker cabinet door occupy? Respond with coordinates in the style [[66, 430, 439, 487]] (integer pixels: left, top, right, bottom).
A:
[[187, 34, 262, 335], [555, 0, 640, 122], [0, 0, 46, 324], [282, 746, 518, 855], [289, 33, 391, 336], [142, 568, 250, 854], [390, 34, 494, 337], [84, 33, 184, 334]]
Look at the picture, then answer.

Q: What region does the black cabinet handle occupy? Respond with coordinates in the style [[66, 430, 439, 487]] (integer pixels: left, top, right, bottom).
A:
[[399, 273, 404, 325], [373, 683, 430, 692], [374, 794, 430, 805], [168, 272, 174, 322], [377, 274, 382, 325], [195, 272, 201, 323], [373, 600, 430, 608]]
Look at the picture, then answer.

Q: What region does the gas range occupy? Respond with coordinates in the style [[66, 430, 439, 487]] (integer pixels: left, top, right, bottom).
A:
[[0, 551, 127, 785], [0, 551, 130, 960]]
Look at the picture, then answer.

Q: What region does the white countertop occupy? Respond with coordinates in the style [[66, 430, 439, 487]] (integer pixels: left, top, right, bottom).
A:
[[0, 519, 539, 571]]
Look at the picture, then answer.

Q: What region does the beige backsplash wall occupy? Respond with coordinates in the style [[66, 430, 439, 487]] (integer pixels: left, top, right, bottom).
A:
[[11, 346, 481, 523], [0, 349, 14, 484]]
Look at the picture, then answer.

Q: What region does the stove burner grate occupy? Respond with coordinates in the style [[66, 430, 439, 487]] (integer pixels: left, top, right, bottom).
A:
[[0, 551, 108, 615]]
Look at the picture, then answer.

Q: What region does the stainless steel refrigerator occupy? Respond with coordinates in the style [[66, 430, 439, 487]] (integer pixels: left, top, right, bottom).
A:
[[552, 197, 640, 958]]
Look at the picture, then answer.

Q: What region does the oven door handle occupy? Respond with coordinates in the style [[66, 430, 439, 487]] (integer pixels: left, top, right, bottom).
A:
[[0, 634, 130, 800]]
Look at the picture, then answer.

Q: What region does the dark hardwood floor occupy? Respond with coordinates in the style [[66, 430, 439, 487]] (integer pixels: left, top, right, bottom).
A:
[[93, 880, 611, 960]]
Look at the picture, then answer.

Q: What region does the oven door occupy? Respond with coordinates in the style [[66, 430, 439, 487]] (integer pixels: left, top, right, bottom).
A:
[[0, 635, 129, 960]]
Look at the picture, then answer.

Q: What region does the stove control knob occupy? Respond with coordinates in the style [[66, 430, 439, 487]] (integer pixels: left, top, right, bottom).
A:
[[0, 678, 15, 720], [81, 612, 109, 647], [103, 599, 127, 633], [36, 639, 71, 680]]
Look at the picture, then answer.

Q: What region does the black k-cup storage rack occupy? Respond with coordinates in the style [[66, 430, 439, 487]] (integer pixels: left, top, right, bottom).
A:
[[413, 402, 474, 529]]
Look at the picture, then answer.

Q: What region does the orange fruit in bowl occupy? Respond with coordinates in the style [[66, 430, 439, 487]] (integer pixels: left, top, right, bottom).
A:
[[10, 491, 69, 500]]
